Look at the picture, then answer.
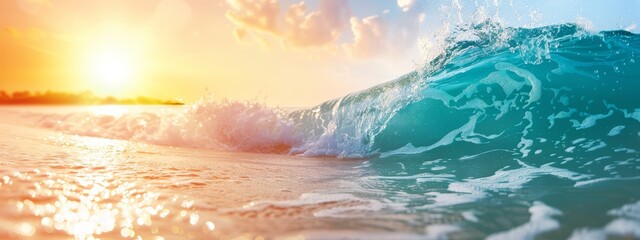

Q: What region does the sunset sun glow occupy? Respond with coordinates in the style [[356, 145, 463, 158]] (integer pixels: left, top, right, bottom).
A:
[[88, 47, 136, 89], [78, 25, 145, 95]]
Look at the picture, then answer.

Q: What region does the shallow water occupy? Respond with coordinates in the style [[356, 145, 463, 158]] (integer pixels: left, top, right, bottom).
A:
[[1, 105, 639, 239], [0, 110, 372, 239]]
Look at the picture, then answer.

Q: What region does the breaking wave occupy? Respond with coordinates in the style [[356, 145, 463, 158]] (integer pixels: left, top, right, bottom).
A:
[[36, 23, 640, 166]]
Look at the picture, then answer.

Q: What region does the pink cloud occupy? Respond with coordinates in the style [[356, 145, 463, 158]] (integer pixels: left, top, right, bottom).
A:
[[284, 0, 350, 47], [225, 0, 349, 48], [225, 0, 280, 35], [397, 0, 416, 12], [224, 0, 421, 59], [344, 16, 388, 58]]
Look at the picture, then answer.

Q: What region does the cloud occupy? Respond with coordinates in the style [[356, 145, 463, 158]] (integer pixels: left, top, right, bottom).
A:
[[225, 0, 280, 35], [344, 4, 423, 59], [344, 16, 388, 58], [224, 0, 422, 59], [397, 0, 416, 12], [283, 0, 350, 47], [225, 0, 350, 48]]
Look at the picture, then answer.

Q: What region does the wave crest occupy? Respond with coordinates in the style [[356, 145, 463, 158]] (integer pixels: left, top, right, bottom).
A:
[[39, 96, 300, 153], [36, 23, 640, 165]]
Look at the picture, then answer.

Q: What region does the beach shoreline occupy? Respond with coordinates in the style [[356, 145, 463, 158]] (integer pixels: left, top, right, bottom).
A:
[[0, 107, 373, 239]]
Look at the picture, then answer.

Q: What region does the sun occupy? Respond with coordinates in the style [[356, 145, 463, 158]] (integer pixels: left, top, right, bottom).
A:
[[78, 27, 148, 96], [88, 46, 136, 89], [81, 30, 143, 95]]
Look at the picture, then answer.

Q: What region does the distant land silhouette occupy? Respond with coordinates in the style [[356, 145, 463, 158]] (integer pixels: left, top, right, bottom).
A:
[[0, 90, 184, 105]]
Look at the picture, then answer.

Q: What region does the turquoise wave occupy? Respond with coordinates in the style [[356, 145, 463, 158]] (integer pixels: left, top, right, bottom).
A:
[[287, 22, 640, 239], [291, 23, 640, 170]]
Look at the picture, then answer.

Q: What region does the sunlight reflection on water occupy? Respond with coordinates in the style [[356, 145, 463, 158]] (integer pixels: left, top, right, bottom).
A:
[[0, 115, 374, 240], [1, 137, 216, 239]]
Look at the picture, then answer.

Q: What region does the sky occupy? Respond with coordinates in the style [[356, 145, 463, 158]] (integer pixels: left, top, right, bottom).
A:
[[0, 0, 638, 106]]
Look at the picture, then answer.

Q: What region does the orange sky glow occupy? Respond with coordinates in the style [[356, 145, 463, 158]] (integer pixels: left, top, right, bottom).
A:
[[0, 0, 420, 106]]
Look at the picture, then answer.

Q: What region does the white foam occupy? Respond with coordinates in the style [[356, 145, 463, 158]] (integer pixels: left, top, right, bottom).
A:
[[36, 97, 302, 153], [459, 149, 513, 160], [571, 110, 614, 130], [380, 112, 482, 158], [424, 224, 460, 240], [570, 220, 640, 239], [372, 172, 454, 182], [623, 108, 640, 122], [567, 228, 607, 240], [486, 201, 561, 240], [423, 191, 485, 208], [568, 201, 640, 239], [608, 200, 640, 220], [517, 111, 534, 157], [462, 211, 479, 222], [494, 62, 542, 105], [604, 218, 640, 237], [423, 162, 589, 208], [547, 109, 576, 128], [232, 193, 392, 218], [574, 176, 640, 187], [450, 162, 589, 193], [586, 141, 606, 152], [607, 125, 626, 136]]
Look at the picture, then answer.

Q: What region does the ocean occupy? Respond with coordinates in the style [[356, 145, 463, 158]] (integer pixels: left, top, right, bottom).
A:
[[1, 23, 639, 239]]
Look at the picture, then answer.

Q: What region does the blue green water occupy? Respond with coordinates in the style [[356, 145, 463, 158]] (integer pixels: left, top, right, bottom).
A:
[[289, 23, 640, 239]]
